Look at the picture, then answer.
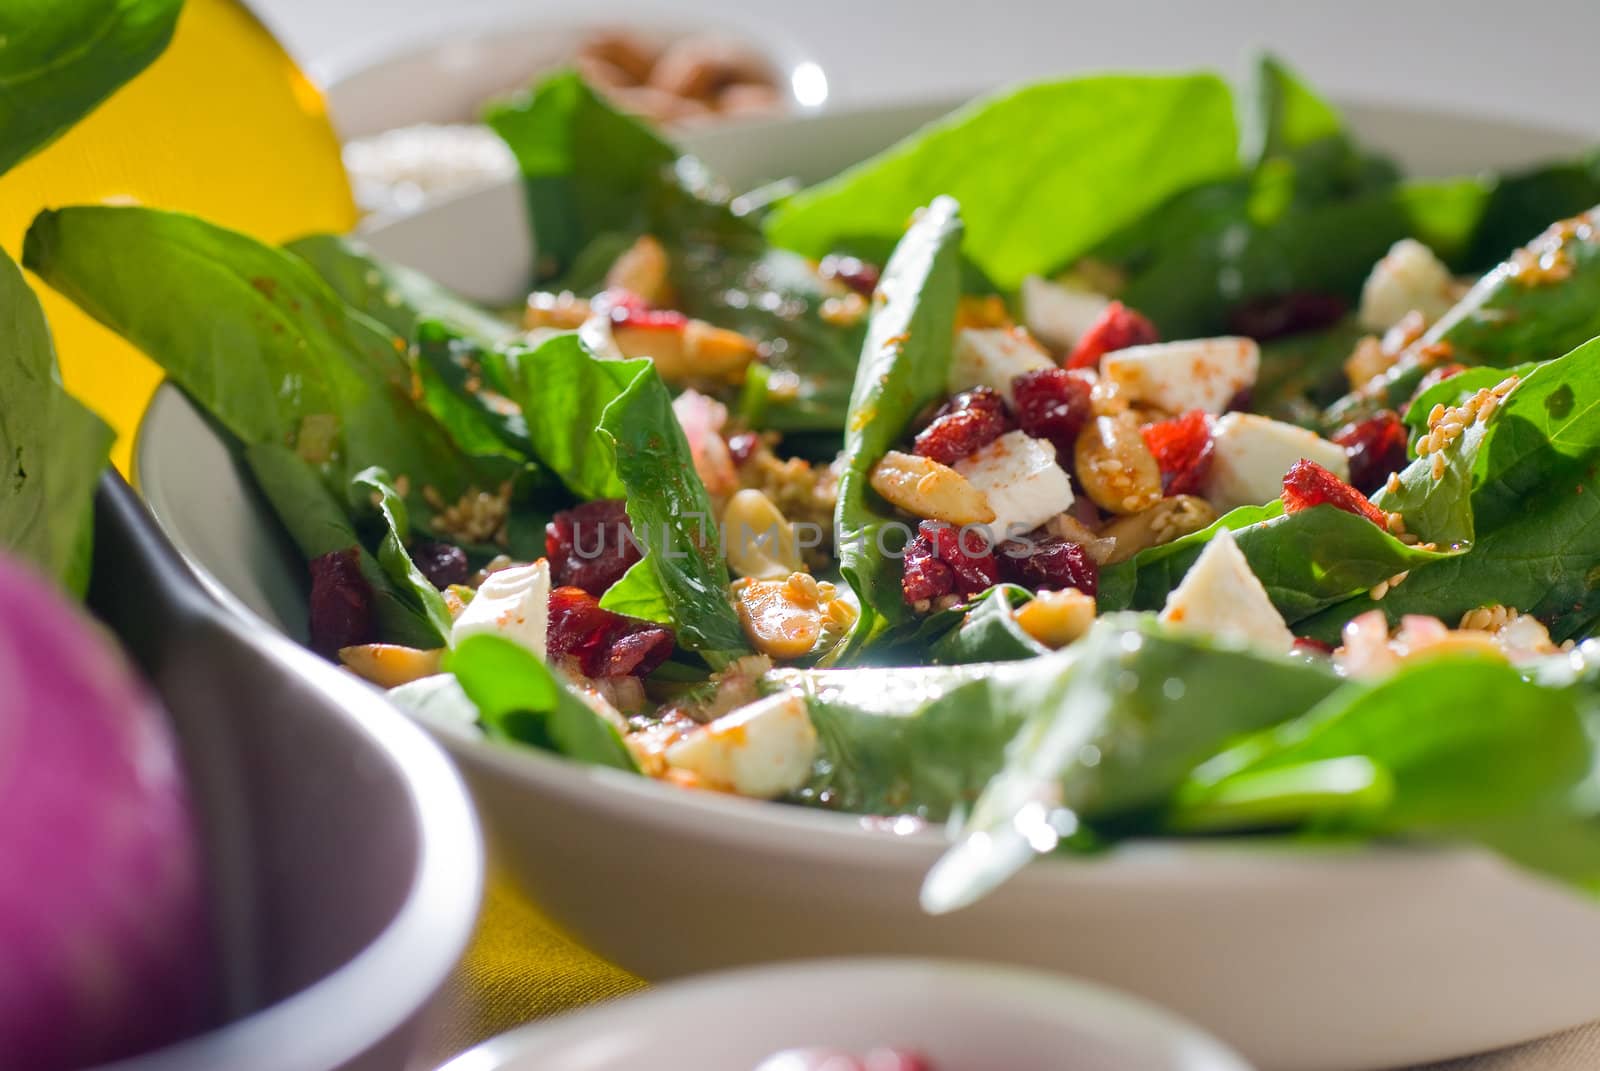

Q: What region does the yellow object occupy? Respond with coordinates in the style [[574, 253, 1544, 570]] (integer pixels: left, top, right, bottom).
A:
[[0, 0, 356, 472], [418, 869, 644, 1067]]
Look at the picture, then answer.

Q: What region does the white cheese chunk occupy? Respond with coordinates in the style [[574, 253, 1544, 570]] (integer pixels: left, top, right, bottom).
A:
[[1020, 275, 1111, 352], [949, 328, 1054, 404], [1203, 413, 1350, 513], [1359, 238, 1457, 331], [450, 559, 550, 659], [664, 692, 818, 799], [1159, 528, 1294, 653], [953, 430, 1074, 542], [1101, 337, 1259, 415]]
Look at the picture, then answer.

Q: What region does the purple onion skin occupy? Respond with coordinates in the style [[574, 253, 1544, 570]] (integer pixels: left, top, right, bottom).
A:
[[0, 553, 212, 1069]]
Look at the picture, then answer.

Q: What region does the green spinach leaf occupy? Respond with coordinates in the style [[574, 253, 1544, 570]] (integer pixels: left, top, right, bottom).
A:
[[0, 248, 112, 592], [766, 74, 1240, 290], [921, 614, 1343, 912], [832, 197, 965, 658], [449, 633, 637, 771], [351, 466, 454, 644], [0, 0, 182, 175]]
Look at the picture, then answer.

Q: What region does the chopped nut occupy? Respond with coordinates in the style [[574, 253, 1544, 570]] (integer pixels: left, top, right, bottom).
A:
[[1098, 496, 1217, 563], [1074, 413, 1162, 515], [1014, 589, 1096, 648], [605, 235, 673, 306], [338, 644, 443, 688], [733, 573, 850, 659], [426, 482, 512, 546], [525, 290, 591, 330], [722, 488, 804, 580], [868, 451, 996, 526]]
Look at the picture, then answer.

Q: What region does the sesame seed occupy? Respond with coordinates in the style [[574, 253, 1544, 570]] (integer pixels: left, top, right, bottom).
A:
[[1431, 454, 1446, 480]]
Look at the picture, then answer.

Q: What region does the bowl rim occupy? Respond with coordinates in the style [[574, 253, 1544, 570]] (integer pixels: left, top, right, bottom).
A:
[[130, 90, 1599, 900], [433, 957, 1255, 1071], [93, 478, 484, 1071]]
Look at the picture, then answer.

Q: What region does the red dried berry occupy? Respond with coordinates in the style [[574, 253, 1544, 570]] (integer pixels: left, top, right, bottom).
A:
[[1012, 367, 1094, 457], [307, 547, 375, 657], [546, 585, 676, 678], [1065, 301, 1159, 370], [1141, 409, 1214, 496], [1332, 410, 1409, 495], [1281, 459, 1389, 528], [818, 253, 881, 296], [410, 539, 468, 590], [913, 387, 1014, 465], [901, 530, 956, 606], [1294, 636, 1336, 655], [599, 626, 676, 678], [999, 536, 1099, 596], [922, 520, 998, 597], [726, 431, 761, 466], [1228, 292, 1348, 341], [546, 499, 643, 596]]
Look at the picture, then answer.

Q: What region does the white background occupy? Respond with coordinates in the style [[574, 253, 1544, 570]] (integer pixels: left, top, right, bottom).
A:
[[257, 0, 1600, 134]]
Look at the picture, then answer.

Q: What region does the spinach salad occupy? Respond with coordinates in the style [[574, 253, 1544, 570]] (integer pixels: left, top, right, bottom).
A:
[[28, 60, 1600, 911]]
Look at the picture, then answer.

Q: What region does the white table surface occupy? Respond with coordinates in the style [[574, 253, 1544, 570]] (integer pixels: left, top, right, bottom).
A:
[[261, 0, 1600, 136]]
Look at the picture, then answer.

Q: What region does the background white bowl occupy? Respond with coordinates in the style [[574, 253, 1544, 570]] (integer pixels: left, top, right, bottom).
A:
[[323, 15, 825, 141], [436, 959, 1254, 1071], [135, 99, 1600, 1071]]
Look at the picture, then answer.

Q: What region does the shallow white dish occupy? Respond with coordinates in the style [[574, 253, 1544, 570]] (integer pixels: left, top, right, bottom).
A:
[[436, 959, 1253, 1071], [136, 99, 1600, 1071]]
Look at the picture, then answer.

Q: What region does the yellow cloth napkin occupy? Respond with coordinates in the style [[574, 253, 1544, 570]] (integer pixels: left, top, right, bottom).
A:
[[416, 870, 646, 1067]]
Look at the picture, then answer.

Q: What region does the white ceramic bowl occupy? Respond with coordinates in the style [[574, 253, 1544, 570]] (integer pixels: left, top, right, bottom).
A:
[[135, 100, 1600, 1071], [436, 959, 1253, 1071], [323, 16, 825, 141]]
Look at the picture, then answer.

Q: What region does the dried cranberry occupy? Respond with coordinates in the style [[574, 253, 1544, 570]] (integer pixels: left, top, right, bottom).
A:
[[1065, 301, 1159, 370], [901, 530, 956, 606], [599, 626, 676, 677], [1282, 459, 1389, 528], [726, 431, 762, 465], [307, 547, 375, 657], [922, 520, 998, 597], [410, 539, 468, 589], [1332, 410, 1408, 495], [1294, 636, 1336, 655], [999, 536, 1098, 595], [913, 387, 1014, 465], [546, 499, 643, 595], [546, 585, 676, 678], [818, 253, 881, 296], [1141, 409, 1214, 496], [1012, 367, 1094, 457], [1228, 292, 1347, 341]]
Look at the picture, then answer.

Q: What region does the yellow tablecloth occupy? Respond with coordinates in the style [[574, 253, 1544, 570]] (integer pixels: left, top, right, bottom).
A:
[[415, 871, 645, 1068]]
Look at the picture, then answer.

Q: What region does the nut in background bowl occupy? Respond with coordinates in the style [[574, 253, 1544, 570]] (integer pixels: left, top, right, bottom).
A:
[[326, 16, 827, 217]]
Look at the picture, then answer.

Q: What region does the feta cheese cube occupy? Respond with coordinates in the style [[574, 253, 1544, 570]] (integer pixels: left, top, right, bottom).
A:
[[949, 327, 1054, 404], [664, 691, 818, 798], [1020, 275, 1111, 352], [1159, 528, 1294, 653], [450, 559, 550, 659], [1102, 337, 1259, 415], [1359, 238, 1457, 331], [1204, 413, 1350, 512], [953, 430, 1074, 542]]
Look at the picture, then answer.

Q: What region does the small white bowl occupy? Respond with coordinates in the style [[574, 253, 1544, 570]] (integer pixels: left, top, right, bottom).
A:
[[324, 18, 825, 139], [436, 960, 1254, 1071]]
